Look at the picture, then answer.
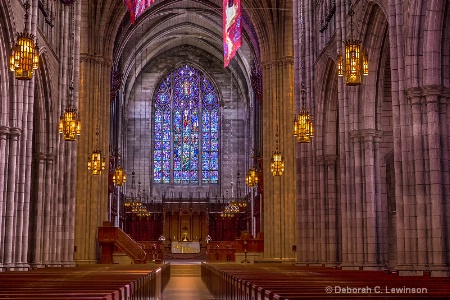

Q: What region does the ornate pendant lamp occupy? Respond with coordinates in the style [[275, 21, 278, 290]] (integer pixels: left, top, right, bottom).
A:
[[87, 66, 105, 175], [245, 167, 258, 187], [59, 5, 81, 141], [58, 93, 81, 141], [271, 89, 284, 175], [293, 2, 314, 143], [113, 152, 127, 186], [87, 127, 106, 175], [10, 1, 39, 80], [113, 165, 127, 186], [295, 88, 314, 143], [339, 0, 368, 85], [270, 150, 284, 176]]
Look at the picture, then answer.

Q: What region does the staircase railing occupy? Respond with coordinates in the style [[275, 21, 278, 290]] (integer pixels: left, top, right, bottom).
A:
[[98, 226, 146, 264]]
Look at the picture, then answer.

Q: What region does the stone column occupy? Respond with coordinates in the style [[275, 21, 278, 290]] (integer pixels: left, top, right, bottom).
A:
[[325, 155, 339, 265], [362, 130, 383, 268], [0, 126, 9, 269], [3, 128, 21, 269], [30, 153, 46, 268], [262, 57, 296, 260], [75, 55, 111, 264], [424, 87, 448, 276]]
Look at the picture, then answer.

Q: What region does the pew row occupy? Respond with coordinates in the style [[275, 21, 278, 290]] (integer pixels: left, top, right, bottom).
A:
[[0, 264, 170, 300], [201, 263, 450, 299]]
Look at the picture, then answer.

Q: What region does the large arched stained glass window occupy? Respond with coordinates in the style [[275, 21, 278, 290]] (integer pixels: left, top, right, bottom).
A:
[[153, 65, 219, 184]]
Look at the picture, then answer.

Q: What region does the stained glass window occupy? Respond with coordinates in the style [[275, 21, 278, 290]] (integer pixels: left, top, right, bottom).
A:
[[153, 65, 219, 184]]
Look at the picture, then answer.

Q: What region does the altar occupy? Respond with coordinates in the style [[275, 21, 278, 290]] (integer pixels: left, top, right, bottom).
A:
[[171, 241, 201, 254]]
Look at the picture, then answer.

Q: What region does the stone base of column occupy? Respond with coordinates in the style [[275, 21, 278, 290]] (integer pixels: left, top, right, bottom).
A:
[[425, 264, 449, 277], [61, 261, 77, 267], [0, 263, 30, 271], [13, 263, 31, 271], [0, 264, 13, 271], [394, 264, 450, 276], [340, 262, 362, 270], [293, 261, 321, 266], [30, 263, 46, 269], [74, 259, 98, 265]]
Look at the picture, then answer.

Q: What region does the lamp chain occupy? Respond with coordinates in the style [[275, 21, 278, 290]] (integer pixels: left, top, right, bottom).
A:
[[275, 91, 279, 150], [69, 3, 75, 106], [96, 63, 101, 148], [24, 1, 30, 32], [300, 0, 306, 108], [349, 0, 355, 39]]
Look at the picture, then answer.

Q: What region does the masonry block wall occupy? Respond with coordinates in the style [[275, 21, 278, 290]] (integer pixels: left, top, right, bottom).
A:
[[295, 0, 450, 276]]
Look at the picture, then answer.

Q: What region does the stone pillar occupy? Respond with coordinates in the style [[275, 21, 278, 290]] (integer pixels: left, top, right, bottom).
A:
[[261, 59, 296, 260], [362, 130, 383, 268], [31, 153, 46, 268], [0, 126, 9, 269], [424, 87, 448, 276], [75, 55, 111, 264], [409, 90, 428, 268], [3, 128, 21, 269]]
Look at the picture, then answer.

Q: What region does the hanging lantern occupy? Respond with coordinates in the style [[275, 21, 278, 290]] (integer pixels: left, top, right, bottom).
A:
[[344, 39, 362, 85], [362, 50, 369, 75], [293, 115, 299, 136], [270, 150, 284, 176], [337, 53, 344, 77], [296, 107, 314, 143], [58, 105, 81, 141], [245, 167, 258, 187], [113, 165, 127, 186], [87, 148, 106, 175], [339, 2, 368, 85], [9, 2, 39, 80]]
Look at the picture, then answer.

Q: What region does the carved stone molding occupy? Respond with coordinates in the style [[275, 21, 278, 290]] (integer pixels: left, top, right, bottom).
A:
[[349, 129, 383, 142], [261, 56, 295, 69], [60, 0, 76, 5], [316, 154, 337, 166], [32, 152, 56, 162], [8, 127, 22, 139], [406, 85, 447, 105], [79, 54, 112, 67], [0, 125, 9, 139]]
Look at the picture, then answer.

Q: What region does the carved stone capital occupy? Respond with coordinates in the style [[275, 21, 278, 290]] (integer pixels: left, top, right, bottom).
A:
[[405, 87, 423, 98], [422, 84, 442, 97], [0, 125, 9, 139], [316, 154, 337, 166], [79, 54, 112, 67], [8, 127, 22, 140], [33, 152, 48, 162], [349, 129, 383, 142], [33, 152, 56, 162], [261, 56, 295, 69]]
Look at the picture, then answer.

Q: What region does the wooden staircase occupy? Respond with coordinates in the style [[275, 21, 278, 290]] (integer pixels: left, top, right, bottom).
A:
[[98, 226, 146, 264]]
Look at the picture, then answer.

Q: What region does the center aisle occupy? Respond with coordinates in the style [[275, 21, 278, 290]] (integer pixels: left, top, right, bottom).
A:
[[162, 263, 217, 300]]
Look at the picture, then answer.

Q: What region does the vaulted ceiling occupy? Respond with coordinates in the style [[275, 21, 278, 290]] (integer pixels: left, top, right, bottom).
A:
[[111, 0, 261, 104]]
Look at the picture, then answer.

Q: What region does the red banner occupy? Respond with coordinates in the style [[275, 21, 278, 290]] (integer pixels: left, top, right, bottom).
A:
[[124, 0, 155, 24], [223, 0, 242, 67]]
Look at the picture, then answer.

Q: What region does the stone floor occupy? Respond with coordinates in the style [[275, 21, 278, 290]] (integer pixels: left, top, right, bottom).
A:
[[162, 263, 216, 300]]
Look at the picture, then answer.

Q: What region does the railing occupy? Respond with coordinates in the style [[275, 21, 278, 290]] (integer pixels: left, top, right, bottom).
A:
[[98, 226, 147, 264]]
